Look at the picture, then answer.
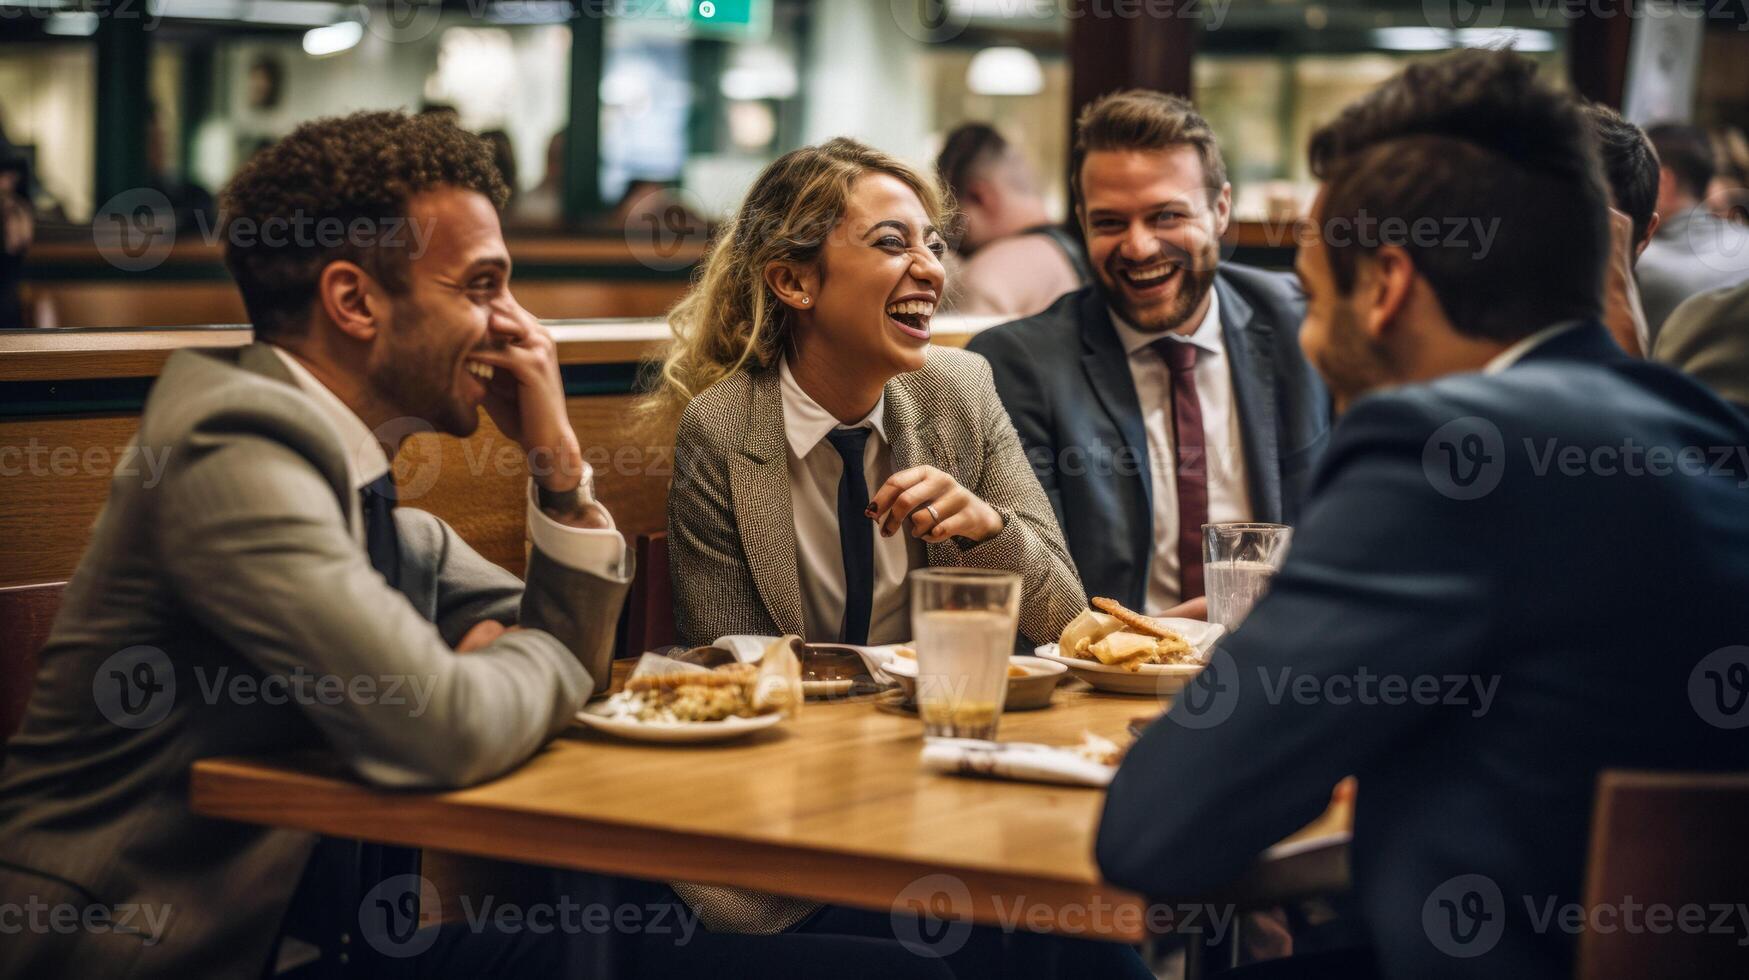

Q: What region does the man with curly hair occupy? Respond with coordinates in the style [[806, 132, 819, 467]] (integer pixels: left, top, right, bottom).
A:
[[0, 111, 633, 978]]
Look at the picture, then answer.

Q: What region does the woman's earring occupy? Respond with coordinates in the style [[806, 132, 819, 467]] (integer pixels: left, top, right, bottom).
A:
[[801, 296, 810, 305]]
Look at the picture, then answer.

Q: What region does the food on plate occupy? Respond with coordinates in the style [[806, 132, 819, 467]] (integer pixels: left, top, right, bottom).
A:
[[1006, 663, 1030, 678], [602, 638, 804, 723], [893, 646, 917, 659], [1058, 609, 1122, 654], [1090, 596, 1185, 640], [1073, 732, 1128, 767], [1058, 599, 1198, 671]]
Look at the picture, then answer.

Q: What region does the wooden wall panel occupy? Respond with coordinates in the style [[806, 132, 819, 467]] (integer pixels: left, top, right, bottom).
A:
[[0, 395, 670, 588]]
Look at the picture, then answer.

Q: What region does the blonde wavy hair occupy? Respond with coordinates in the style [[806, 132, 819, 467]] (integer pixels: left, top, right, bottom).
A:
[[639, 137, 950, 434]]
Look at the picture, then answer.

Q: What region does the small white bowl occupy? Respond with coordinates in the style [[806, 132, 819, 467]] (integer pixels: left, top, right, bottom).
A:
[[878, 654, 1066, 711]]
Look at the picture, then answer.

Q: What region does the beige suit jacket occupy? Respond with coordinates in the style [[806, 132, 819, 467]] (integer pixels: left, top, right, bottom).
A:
[[0, 343, 630, 979]]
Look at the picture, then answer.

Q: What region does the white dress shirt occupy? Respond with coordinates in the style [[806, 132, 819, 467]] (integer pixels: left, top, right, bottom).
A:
[[1483, 321, 1582, 374], [780, 357, 923, 645], [271, 346, 625, 577], [1109, 290, 1253, 613]]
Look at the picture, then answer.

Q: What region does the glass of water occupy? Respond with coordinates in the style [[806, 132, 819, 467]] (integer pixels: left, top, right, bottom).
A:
[[910, 568, 1021, 741], [1203, 523, 1293, 631]]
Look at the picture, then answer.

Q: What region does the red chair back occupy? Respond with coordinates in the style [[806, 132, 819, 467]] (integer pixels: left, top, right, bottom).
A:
[[0, 582, 64, 742], [1578, 770, 1749, 979], [620, 532, 675, 656]]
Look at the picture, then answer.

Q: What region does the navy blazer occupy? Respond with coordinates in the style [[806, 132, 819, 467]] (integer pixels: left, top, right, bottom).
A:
[[1097, 323, 1749, 978], [966, 264, 1331, 609]]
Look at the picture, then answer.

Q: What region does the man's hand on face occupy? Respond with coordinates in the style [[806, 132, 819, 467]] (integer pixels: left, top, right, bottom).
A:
[[469, 296, 586, 493]]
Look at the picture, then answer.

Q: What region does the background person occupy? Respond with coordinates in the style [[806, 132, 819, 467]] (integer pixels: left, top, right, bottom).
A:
[[936, 122, 1090, 318], [1585, 103, 1660, 356], [1637, 122, 1749, 340]]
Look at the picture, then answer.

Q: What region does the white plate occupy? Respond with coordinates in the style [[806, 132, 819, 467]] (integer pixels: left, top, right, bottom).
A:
[[1035, 618, 1225, 696], [574, 706, 783, 744], [877, 655, 1067, 710]]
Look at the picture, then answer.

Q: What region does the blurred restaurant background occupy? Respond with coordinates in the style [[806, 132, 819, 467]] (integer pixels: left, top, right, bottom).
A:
[[2, 0, 1748, 328]]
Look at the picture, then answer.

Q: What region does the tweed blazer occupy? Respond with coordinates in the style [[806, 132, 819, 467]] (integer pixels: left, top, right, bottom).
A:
[[0, 343, 631, 980], [663, 345, 1085, 934], [669, 344, 1084, 652]]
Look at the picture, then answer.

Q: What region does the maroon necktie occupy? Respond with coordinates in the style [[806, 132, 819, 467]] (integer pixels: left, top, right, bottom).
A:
[[1154, 339, 1208, 601]]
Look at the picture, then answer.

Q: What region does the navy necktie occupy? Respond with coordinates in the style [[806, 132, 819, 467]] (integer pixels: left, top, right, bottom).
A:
[[825, 427, 874, 645], [360, 472, 403, 595]]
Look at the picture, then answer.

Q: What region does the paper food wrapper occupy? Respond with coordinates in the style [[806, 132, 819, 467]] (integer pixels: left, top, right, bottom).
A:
[[752, 636, 804, 718]]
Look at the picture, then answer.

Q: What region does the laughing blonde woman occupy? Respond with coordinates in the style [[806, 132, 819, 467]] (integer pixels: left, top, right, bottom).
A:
[[628, 140, 1147, 980], [647, 137, 1083, 655]]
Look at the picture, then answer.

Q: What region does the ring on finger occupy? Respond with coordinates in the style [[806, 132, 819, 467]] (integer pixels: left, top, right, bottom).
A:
[[923, 502, 942, 530]]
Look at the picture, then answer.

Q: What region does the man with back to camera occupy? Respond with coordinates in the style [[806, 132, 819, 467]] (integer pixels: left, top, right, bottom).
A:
[[967, 91, 1330, 619], [0, 111, 632, 978], [1097, 50, 1749, 978]]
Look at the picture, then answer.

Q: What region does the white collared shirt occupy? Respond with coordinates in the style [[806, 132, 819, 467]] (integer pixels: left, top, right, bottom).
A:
[[1483, 321, 1582, 374], [1109, 290, 1253, 613], [271, 346, 626, 577], [780, 357, 923, 645]]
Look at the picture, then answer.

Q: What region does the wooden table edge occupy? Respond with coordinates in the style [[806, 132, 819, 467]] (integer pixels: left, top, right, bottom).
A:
[[189, 756, 1151, 943]]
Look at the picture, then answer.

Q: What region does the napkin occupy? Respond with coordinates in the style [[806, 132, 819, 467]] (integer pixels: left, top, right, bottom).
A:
[[920, 738, 1116, 788], [713, 635, 904, 675]]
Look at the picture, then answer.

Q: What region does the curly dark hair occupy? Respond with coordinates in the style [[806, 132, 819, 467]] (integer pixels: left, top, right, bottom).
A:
[[220, 111, 510, 340], [1308, 49, 1609, 344]]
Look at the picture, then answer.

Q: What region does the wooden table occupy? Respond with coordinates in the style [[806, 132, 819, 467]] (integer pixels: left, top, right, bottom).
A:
[[191, 676, 1349, 943]]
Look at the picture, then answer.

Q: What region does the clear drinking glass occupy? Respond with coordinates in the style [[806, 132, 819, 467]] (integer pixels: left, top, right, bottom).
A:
[[1202, 523, 1293, 631], [910, 568, 1022, 740]]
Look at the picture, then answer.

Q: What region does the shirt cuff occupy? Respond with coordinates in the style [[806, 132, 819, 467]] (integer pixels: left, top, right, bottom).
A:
[[525, 480, 629, 579]]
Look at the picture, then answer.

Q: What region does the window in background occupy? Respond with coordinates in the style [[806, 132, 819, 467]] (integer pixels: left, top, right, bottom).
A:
[[0, 42, 95, 221]]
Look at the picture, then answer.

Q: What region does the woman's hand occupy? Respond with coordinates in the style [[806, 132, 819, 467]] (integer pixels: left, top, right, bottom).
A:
[[868, 466, 1004, 544]]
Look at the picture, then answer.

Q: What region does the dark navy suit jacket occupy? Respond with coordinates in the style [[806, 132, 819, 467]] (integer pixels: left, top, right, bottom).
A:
[[1097, 323, 1749, 978], [965, 264, 1332, 609]]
